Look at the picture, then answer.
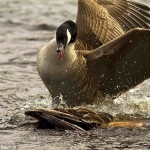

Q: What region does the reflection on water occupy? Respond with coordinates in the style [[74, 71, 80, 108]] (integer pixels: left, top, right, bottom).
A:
[[0, 0, 150, 149]]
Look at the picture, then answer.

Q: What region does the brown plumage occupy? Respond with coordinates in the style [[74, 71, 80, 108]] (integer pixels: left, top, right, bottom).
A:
[[37, 0, 150, 107], [25, 106, 113, 131], [76, 0, 150, 49], [25, 107, 143, 130]]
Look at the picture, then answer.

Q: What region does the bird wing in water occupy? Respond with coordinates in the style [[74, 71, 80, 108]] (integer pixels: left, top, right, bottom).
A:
[[85, 28, 150, 96], [25, 107, 113, 131], [76, 0, 150, 50]]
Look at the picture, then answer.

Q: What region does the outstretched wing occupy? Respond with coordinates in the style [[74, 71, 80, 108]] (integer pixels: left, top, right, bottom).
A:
[[76, 0, 150, 50], [97, 0, 150, 31], [86, 28, 150, 96]]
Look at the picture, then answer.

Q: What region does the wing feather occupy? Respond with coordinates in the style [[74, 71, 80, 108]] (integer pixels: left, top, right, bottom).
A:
[[86, 28, 150, 96], [97, 0, 150, 31], [76, 0, 150, 50]]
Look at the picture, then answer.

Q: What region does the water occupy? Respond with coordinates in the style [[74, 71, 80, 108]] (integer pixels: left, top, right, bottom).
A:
[[0, 0, 150, 149]]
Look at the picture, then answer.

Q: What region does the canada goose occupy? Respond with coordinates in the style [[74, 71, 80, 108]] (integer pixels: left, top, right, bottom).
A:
[[37, 0, 150, 107], [25, 106, 113, 131], [25, 106, 143, 130]]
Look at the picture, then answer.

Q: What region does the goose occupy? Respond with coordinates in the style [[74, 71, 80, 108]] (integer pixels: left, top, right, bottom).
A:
[[25, 106, 143, 130], [25, 106, 114, 131], [37, 0, 150, 107]]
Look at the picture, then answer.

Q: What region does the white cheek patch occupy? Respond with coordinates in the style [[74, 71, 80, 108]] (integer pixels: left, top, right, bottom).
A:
[[67, 29, 71, 44]]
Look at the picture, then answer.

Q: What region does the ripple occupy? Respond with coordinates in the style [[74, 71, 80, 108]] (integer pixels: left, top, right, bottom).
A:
[[33, 23, 56, 31]]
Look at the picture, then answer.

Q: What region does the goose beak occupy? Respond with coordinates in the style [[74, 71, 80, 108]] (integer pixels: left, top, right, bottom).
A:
[[56, 43, 65, 60]]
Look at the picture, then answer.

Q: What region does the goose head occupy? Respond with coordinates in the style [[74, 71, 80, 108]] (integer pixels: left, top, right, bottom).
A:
[[56, 20, 77, 59]]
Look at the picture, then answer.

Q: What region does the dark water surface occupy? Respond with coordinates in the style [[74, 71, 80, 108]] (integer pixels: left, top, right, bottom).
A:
[[0, 0, 150, 149]]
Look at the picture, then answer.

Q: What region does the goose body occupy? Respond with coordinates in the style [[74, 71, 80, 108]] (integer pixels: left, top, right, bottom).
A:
[[37, 0, 150, 107], [37, 31, 101, 106]]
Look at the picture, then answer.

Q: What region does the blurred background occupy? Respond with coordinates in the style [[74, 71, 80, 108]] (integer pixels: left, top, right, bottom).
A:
[[0, 0, 150, 149]]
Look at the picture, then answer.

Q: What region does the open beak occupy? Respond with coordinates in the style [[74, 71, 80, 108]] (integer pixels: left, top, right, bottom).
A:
[[56, 43, 65, 60]]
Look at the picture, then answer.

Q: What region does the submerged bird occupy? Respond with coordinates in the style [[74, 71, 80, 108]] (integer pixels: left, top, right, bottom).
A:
[[25, 106, 113, 131], [25, 106, 143, 130], [37, 0, 150, 107]]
